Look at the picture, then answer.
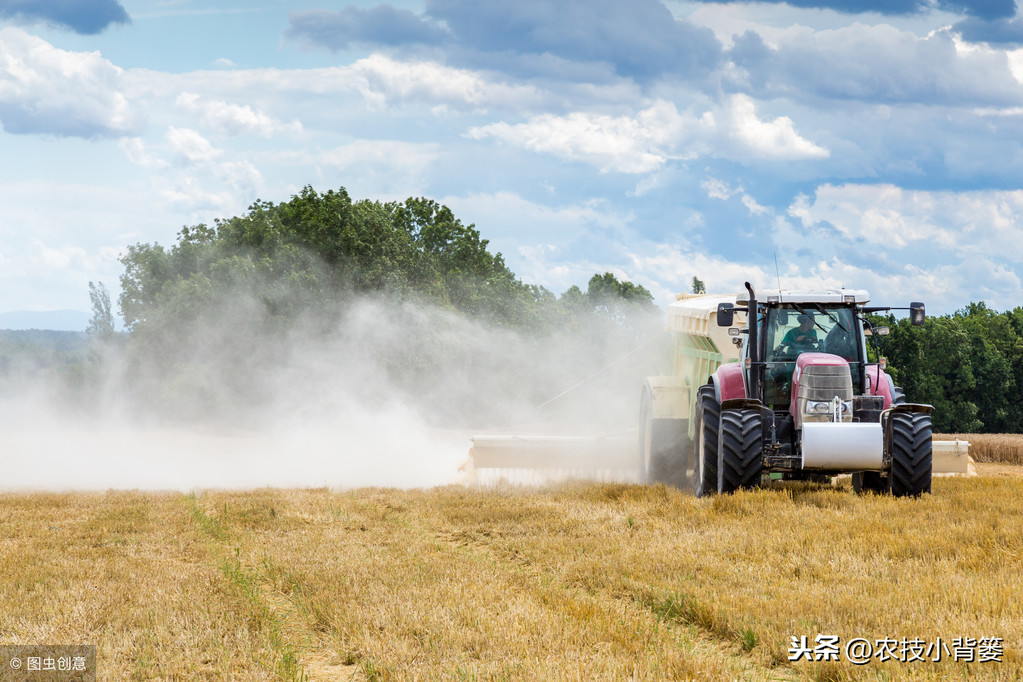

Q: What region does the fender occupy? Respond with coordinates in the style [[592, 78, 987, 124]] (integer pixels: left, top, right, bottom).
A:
[[864, 366, 895, 409], [713, 363, 746, 403]]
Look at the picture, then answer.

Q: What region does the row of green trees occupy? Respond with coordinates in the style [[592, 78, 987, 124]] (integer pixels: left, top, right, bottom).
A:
[[116, 187, 655, 337], [875, 302, 1023, 434]]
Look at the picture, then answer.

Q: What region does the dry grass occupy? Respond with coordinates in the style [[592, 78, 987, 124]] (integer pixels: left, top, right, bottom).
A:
[[0, 492, 279, 679], [2, 472, 1022, 680], [935, 433, 1023, 465]]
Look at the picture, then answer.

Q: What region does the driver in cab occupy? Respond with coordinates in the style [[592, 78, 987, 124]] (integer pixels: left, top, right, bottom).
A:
[[779, 313, 818, 353]]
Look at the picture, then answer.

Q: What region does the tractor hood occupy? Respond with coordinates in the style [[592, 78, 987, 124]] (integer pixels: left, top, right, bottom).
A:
[[790, 353, 852, 426]]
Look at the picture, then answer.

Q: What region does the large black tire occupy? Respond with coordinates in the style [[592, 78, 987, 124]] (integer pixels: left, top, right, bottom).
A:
[[692, 385, 719, 497], [889, 411, 932, 497], [854, 381, 906, 495], [639, 388, 689, 487], [717, 408, 763, 494]]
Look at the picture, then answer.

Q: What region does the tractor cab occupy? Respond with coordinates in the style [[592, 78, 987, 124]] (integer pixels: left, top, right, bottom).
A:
[[719, 289, 873, 415]]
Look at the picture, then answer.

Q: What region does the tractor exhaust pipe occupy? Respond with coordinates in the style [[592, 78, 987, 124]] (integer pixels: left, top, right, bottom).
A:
[[744, 282, 763, 401]]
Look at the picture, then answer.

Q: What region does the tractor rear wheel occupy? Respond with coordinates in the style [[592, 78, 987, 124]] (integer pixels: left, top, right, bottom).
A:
[[717, 408, 763, 494], [692, 385, 719, 497], [889, 411, 932, 497]]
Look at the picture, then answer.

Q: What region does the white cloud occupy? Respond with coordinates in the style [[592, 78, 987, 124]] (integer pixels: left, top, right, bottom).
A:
[[773, 183, 1023, 310], [728, 95, 829, 160], [348, 54, 545, 112], [627, 243, 772, 302], [167, 127, 221, 164], [785, 183, 1023, 254], [0, 27, 138, 137], [445, 191, 633, 236], [158, 176, 238, 215], [0, 179, 147, 310], [467, 101, 711, 173], [514, 244, 640, 296], [119, 137, 170, 169], [702, 177, 771, 216], [467, 95, 829, 173], [175, 92, 302, 137], [623, 241, 982, 313], [702, 177, 735, 200], [728, 22, 1023, 107], [35, 242, 89, 270], [317, 140, 439, 195], [164, 127, 262, 193], [741, 194, 770, 216], [440, 191, 637, 291]]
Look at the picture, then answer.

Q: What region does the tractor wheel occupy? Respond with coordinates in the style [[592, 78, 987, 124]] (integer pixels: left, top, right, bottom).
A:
[[692, 385, 719, 497], [889, 411, 932, 497], [892, 385, 906, 406], [717, 408, 763, 494], [851, 471, 885, 494], [639, 388, 689, 487]]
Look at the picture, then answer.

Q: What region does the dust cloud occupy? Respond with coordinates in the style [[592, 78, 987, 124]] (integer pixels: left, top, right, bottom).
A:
[[0, 293, 663, 492]]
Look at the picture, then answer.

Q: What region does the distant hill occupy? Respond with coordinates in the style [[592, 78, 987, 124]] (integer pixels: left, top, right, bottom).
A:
[[0, 310, 90, 331]]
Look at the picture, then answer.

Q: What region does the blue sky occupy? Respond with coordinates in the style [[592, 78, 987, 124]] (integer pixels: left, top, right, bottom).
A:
[[3, 0, 1023, 318]]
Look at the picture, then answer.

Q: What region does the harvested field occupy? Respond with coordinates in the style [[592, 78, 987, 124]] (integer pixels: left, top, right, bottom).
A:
[[1, 472, 1020, 680], [934, 433, 1023, 465]]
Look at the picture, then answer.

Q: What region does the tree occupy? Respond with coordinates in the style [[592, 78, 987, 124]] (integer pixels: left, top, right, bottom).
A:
[[86, 282, 116, 341], [581, 272, 657, 333], [880, 314, 982, 433], [691, 276, 706, 294], [586, 272, 655, 306], [118, 187, 544, 333]]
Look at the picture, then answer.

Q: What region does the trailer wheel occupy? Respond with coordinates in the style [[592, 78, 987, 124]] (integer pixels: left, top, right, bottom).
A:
[[692, 385, 719, 497], [639, 388, 689, 487], [851, 471, 884, 494], [889, 411, 932, 497], [717, 408, 763, 494]]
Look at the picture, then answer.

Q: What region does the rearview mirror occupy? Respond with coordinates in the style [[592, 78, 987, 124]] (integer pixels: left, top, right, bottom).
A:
[[717, 302, 734, 327], [910, 302, 926, 326]]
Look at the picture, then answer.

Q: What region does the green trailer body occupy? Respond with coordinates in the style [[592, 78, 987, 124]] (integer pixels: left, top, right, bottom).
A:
[[638, 294, 747, 485]]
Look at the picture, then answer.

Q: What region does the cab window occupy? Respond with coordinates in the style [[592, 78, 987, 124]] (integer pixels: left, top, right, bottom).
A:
[[761, 305, 859, 407]]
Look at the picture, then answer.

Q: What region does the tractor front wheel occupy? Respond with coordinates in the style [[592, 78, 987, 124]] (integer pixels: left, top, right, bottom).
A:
[[717, 408, 763, 494], [889, 411, 932, 497]]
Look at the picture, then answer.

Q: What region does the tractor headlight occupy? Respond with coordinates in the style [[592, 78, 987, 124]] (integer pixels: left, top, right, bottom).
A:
[[805, 400, 852, 414]]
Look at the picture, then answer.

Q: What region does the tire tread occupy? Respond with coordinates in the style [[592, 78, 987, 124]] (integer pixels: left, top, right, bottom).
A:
[[889, 411, 932, 497], [718, 408, 762, 493]]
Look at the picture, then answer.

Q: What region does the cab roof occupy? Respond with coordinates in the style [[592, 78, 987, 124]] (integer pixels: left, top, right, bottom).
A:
[[735, 288, 870, 305]]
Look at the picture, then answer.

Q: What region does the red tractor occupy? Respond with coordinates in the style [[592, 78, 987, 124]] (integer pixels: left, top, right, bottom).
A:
[[694, 283, 930, 497]]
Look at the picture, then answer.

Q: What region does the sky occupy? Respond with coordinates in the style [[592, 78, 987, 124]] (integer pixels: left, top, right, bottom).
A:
[[3, 0, 1023, 319]]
